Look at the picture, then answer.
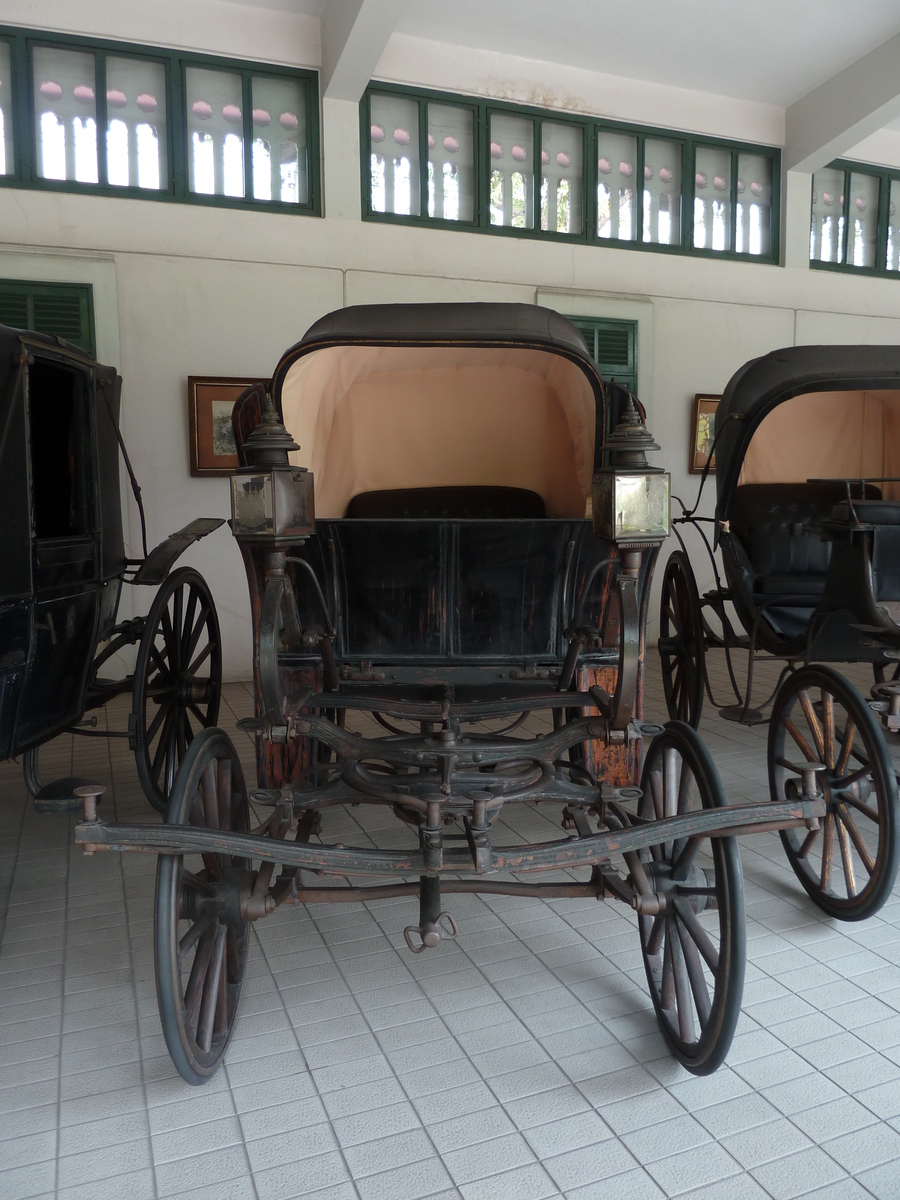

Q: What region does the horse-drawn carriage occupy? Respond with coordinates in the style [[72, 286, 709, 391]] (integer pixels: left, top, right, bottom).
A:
[[0, 323, 223, 812], [660, 346, 900, 921], [73, 305, 825, 1082]]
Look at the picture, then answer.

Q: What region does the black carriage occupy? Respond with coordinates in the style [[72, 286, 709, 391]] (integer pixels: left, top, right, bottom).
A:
[[0, 323, 224, 812], [75, 305, 824, 1082], [660, 345, 900, 921]]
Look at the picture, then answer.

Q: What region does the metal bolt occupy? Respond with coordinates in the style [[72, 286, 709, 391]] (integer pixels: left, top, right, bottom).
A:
[[74, 783, 105, 823]]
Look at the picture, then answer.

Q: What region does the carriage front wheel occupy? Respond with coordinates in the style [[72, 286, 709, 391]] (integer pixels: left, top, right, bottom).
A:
[[155, 728, 250, 1084], [769, 665, 899, 921], [133, 567, 222, 813], [658, 551, 705, 729], [636, 722, 745, 1074]]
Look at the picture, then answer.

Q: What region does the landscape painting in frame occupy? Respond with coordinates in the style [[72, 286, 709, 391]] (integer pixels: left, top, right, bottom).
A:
[[691, 393, 721, 474], [188, 376, 266, 476]]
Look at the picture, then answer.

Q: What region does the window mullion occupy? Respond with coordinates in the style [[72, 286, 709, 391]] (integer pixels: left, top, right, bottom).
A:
[[16, 34, 33, 183], [418, 96, 428, 222], [841, 168, 851, 266], [636, 136, 646, 245], [169, 54, 184, 198], [95, 51, 107, 188], [876, 169, 890, 272], [241, 71, 252, 202], [730, 148, 739, 256], [533, 117, 542, 233]]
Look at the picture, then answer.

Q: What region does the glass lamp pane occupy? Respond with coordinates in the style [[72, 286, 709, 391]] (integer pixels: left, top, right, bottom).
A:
[[736, 153, 772, 255], [186, 66, 244, 197], [0, 42, 13, 175], [370, 94, 420, 216], [427, 103, 474, 222], [887, 180, 900, 271], [597, 131, 638, 241], [643, 138, 682, 245], [693, 145, 731, 252], [232, 473, 274, 535], [848, 172, 880, 268], [810, 167, 845, 264], [33, 46, 98, 183], [251, 75, 307, 204], [105, 57, 167, 189], [489, 113, 534, 229], [540, 122, 582, 234], [614, 473, 670, 539]]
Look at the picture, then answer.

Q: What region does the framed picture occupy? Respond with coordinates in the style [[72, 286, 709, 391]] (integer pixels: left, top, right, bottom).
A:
[[188, 376, 266, 476], [690, 394, 721, 474]]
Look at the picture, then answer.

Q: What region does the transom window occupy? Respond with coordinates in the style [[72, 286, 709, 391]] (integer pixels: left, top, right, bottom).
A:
[[363, 85, 780, 263], [810, 161, 900, 276], [0, 25, 320, 215]]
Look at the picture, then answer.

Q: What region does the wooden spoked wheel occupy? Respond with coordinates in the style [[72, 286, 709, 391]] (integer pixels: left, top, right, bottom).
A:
[[659, 552, 706, 729], [155, 729, 250, 1084], [637, 722, 745, 1075], [133, 568, 222, 814], [769, 665, 899, 921]]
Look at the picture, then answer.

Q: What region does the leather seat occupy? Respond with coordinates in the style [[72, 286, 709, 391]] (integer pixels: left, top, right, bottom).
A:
[[346, 486, 547, 519], [830, 499, 900, 525]]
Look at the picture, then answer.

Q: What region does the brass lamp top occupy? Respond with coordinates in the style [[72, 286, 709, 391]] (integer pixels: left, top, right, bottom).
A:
[[603, 397, 661, 469], [243, 390, 301, 468]]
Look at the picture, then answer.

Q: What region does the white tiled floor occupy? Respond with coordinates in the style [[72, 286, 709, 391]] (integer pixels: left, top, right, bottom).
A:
[[3, 652, 900, 1199]]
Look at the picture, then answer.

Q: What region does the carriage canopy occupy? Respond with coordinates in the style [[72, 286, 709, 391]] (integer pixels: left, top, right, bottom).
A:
[[715, 345, 900, 522], [270, 303, 604, 519]]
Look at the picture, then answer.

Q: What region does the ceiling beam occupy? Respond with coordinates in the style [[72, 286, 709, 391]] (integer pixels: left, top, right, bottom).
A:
[[785, 31, 900, 172], [321, 0, 409, 102]]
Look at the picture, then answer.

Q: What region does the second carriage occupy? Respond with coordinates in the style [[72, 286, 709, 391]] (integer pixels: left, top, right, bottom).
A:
[[660, 345, 900, 922]]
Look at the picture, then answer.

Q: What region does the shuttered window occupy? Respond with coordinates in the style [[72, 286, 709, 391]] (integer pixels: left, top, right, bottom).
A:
[[572, 316, 637, 394], [0, 280, 95, 354]]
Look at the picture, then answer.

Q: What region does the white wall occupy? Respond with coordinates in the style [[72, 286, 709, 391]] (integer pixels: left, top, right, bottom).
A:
[[4, 7, 900, 676]]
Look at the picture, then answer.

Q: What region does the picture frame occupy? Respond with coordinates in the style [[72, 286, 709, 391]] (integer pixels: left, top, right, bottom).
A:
[[188, 376, 267, 476], [690, 393, 721, 474]]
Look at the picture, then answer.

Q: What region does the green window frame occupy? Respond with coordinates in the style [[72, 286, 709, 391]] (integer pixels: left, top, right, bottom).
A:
[[361, 83, 780, 263], [0, 279, 95, 354], [0, 24, 320, 215], [810, 159, 900, 277]]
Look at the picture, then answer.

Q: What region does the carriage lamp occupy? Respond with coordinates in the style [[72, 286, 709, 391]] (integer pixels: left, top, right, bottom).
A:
[[593, 398, 670, 548], [231, 391, 315, 543]]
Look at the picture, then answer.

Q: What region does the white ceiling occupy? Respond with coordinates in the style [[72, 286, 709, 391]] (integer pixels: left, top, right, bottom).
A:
[[239, 0, 900, 110], [396, 0, 900, 107]]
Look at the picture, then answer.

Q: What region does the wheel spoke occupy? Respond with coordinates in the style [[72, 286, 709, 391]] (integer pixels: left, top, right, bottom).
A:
[[179, 910, 217, 960], [670, 920, 696, 1043], [646, 913, 665, 957], [661, 926, 676, 1011], [796, 824, 821, 859], [780, 715, 819, 764], [671, 836, 703, 880], [145, 699, 172, 746], [180, 588, 199, 664], [841, 792, 881, 824], [836, 803, 875, 875], [172, 586, 184, 669], [201, 760, 219, 829], [149, 643, 172, 682], [197, 923, 226, 1052], [183, 926, 216, 1024], [160, 607, 179, 673], [151, 708, 177, 781], [664, 747, 678, 818], [676, 915, 711, 1026], [674, 898, 719, 973], [821, 691, 835, 770], [798, 689, 825, 761], [834, 718, 857, 777], [217, 758, 233, 831], [189, 702, 208, 728], [648, 769, 664, 821], [820, 812, 835, 891], [835, 815, 858, 895], [183, 603, 211, 669], [187, 640, 214, 676], [181, 870, 215, 896]]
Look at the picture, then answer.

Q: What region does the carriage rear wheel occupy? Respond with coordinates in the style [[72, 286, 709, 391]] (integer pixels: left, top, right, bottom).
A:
[[133, 568, 222, 813], [637, 722, 745, 1075], [659, 552, 706, 729], [155, 729, 250, 1084], [769, 665, 899, 921]]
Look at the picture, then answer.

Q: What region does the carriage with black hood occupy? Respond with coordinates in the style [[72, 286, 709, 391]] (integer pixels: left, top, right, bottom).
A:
[[660, 345, 900, 922], [73, 304, 826, 1083], [0, 323, 224, 812]]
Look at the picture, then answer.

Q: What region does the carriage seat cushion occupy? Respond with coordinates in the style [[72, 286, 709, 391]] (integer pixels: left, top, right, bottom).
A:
[[345, 486, 547, 519], [730, 483, 881, 600]]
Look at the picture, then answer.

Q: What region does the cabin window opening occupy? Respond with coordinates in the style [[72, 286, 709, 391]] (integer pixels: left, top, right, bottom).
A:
[[28, 360, 89, 540]]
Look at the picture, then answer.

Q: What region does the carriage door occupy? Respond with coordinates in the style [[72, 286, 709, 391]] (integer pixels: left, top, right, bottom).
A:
[[15, 355, 100, 749]]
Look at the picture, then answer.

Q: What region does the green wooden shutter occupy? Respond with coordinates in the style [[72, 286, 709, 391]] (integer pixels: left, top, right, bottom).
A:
[[0, 280, 95, 355], [571, 316, 637, 395]]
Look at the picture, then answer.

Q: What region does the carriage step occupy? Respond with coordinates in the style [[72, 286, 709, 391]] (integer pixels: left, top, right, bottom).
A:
[[31, 777, 103, 815]]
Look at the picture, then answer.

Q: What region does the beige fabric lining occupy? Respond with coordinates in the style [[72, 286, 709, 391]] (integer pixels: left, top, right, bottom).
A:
[[279, 346, 597, 518], [739, 389, 900, 501]]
